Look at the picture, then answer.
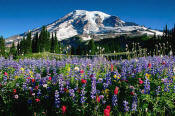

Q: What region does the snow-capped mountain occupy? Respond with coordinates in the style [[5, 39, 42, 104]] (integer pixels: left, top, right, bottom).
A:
[[6, 10, 163, 44]]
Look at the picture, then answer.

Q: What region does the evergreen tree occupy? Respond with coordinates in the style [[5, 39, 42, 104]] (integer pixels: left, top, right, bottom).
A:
[[54, 33, 59, 53], [0, 36, 5, 56], [9, 42, 17, 57], [39, 26, 50, 52], [32, 36, 35, 53], [25, 32, 32, 54], [17, 41, 20, 55], [19, 37, 26, 55], [32, 33, 39, 53], [58, 41, 61, 54], [35, 33, 39, 53], [39, 26, 45, 52], [46, 31, 50, 51], [50, 33, 55, 53], [88, 39, 95, 55]]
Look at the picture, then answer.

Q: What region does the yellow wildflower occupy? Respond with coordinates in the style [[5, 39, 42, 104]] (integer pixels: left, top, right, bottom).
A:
[[67, 67, 70, 72], [47, 81, 51, 85], [172, 76, 175, 79], [21, 67, 24, 71], [14, 76, 19, 79], [114, 75, 117, 79], [145, 73, 151, 80], [102, 90, 104, 94], [105, 89, 109, 94], [29, 71, 33, 75]]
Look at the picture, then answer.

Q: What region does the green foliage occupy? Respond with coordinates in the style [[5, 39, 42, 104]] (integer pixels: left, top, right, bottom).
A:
[[88, 39, 95, 55], [0, 36, 5, 56], [39, 26, 50, 52], [25, 32, 32, 54], [32, 33, 39, 53], [9, 42, 17, 58], [11, 24, 175, 57], [50, 33, 55, 53]]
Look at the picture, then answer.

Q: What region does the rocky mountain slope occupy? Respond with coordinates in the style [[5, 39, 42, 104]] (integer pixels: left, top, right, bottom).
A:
[[6, 10, 163, 45]]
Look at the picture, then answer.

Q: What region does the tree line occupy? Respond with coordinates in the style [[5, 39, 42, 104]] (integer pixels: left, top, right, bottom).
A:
[[0, 24, 175, 58], [6, 26, 60, 58]]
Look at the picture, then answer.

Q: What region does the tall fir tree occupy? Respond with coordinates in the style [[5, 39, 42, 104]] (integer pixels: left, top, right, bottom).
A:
[[35, 33, 39, 53], [88, 39, 96, 55], [20, 37, 26, 54], [32, 36, 35, 53], [9, 42, 17, 56], [17, 41, 20, 55], [54, 32, 59, 53], [46, 31, 50, 51], [39, 26, 50, 52], [50, 33, 55, 53], [32, 33, 39, 53], [39, 26, 45, 52], [25, 32, 32, 54], [0, 36, 5, 56]]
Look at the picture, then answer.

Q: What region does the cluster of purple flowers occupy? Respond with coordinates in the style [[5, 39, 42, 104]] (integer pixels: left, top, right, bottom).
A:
[[1, 55, 175, 114]]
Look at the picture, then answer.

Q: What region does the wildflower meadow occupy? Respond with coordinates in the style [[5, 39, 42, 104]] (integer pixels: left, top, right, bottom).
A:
[[0, 56, 175, 116]]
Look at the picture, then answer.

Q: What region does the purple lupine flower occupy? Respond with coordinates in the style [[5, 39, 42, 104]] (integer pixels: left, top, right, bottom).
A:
[[131, 95, 137, 111], [90, 77, 96, 99], [69, 89, 75, 98], [112, 94, 117, 106], [37, 89, 42, 96], [123, 100, 130, 112], [156, 86, 161, 95], [59, 77, 64, 93], [164, 80, 170, 92], [144, 77, 150, 94], [55, 90, 60, 108], [80, 84, 86, 104]]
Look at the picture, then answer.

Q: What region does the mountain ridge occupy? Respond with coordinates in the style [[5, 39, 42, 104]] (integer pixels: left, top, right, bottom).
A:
[[6, 10, 163, 45]]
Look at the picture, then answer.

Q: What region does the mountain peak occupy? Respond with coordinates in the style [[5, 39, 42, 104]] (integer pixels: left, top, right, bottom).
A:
[[71, 10, 110, 16], [6, 10, 163, 43]]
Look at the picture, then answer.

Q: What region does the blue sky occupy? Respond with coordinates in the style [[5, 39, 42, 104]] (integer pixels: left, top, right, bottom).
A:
[[0, 0, 175, 38]]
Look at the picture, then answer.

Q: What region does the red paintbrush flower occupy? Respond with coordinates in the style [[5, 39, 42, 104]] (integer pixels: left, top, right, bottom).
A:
[[80, 70, 84, 74], [106, 105, 111, 112], [104, 106, 110, 116], [4, 72, 8, 76], [49, 77, 52, 80], [114, 87, 119, 95], [111, 64, 114, 72], [13, 89, 16, 94], [104, 109, 110, 116], [139, 80, 144, 84], [130, 92, 135, 95], [32, 79, 35, 83], [148, 63, 151, 68], [35, 98, 40, 102], [96, 96, 100, 103], [62, 105, 67, 114], [81, 79, 87, 84]]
